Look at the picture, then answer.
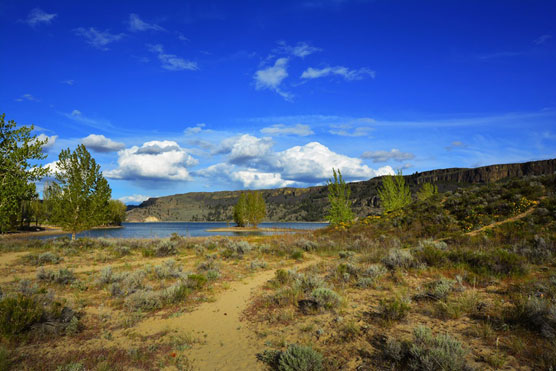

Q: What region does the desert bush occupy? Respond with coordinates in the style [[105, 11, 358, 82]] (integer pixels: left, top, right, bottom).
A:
[[311, 288, 342, 310], [338, 250, 355, 259], [417, 278, 457, 301], [296, 239, 318, 252], [223, 240, 252, 258], [185, 274, 207, 290], [197, 255, 219, 271], [272, 287, 302, 307], [163, 282, 191, 304], [296, 274, 325, 294], [257, 344, 324, 371], [377, 296, 411, 322], [125, 289, 163, 311], [513, 235, 554, 264], [23, 252, 61, 266], [96, 266, 126, 286], [0, 345, 10, 370], [154, 240, 178, 256], [382, 249, 415, 270], [381, 326, 470, 371], [362, 264, 387, 280], [113, 245, 131, 257], [154, 259, 185, 279], [37, 267, 76, 285], [18, 280, 39, 296], [250, 259, 268, 270], [510, 296, 556, 339], [119, 270, 146, 295], [0, 295, 43, 336], [290, 250, 304, 260]]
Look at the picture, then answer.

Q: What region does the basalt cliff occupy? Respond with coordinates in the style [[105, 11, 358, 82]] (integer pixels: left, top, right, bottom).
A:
[[126, 158, 556, 222]]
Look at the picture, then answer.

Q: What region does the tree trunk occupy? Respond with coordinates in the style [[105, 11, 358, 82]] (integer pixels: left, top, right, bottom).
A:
[[71, 232, 76, 241]]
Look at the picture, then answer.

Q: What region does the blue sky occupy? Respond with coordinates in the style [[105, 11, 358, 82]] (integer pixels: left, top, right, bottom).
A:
[[1, 0, 555, 204]]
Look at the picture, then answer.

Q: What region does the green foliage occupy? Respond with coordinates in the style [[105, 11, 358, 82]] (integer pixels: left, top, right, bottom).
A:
[[0, 113, 48, 233], [234, 191, 267, 227], [0, 295, 44, 336], [310, 287, 342, 309], [0, 345, 10, 370], [378, 170, 412, 213], [107, 199, 127, 226], [326, 168, 354, 225], [48, 144, 112, 240], [417, 182, 438, 201], [383, 326, 470, 371], [257, 344, 324, 371], [378, 296, 412, 321]]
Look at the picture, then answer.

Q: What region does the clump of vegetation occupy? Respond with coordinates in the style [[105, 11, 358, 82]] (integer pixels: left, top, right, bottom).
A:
[[234, 191, 267, 227], [37, 267, 76, 284], [417, 278, 457, 301], [381, 326, 470, 371], [154, 259, 185, 279], [310, 287, 342, 310], [510, 296, 556, 339], [222, 240, 252, 258], [23, 252, 61, 266], [382, 248, 415, 270], [377, 296, 412, 322], [257, 344, 324, 371], [326, 168, 354, 225], [378, 170, 412, 213], [0, 294, 43, 336]]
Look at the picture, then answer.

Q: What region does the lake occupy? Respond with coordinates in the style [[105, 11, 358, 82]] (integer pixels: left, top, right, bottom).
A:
[[36, 222, 329, 239]]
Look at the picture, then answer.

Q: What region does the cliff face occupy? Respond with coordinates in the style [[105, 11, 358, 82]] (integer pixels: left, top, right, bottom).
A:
[[126, 158, 556, 222]]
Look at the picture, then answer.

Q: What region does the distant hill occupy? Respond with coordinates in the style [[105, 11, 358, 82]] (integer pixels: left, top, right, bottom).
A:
[[126, 158, 556, 222]]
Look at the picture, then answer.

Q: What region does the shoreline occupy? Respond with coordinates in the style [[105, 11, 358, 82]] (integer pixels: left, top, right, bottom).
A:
[[0, 225, 124, 239], [205, 227, 301, 232]]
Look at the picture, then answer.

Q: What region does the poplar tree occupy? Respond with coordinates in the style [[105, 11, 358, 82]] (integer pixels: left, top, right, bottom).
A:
[[247, 191, 266, 227], [233, 193, 248, 227], [417, 182, 438, 201], [326, 168, 354, 225], [0, 114, 48, 233], [377, 170, 412, 213], [49, 144, 111, 240]]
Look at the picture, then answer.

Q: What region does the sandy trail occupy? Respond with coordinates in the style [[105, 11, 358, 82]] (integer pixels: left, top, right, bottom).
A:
[[467, 207, 536, 236], [130, 258, 318, 371]]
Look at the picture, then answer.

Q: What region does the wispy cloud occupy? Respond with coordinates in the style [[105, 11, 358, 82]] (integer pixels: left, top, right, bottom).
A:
[[128, 13, 164, 32], [119, 194, 151, 205], [61, 80, 75, 86], [275, 41, 321, 58], [301, 66, 375, 80], [534, 34, 552, 45], [445, 141, 466, 151], [15, 94, 39, 102], [329, 122, 373, 137], [62, 109, 118, 132], [261, 124, 314, 136], [74, 27, 125, 51], [81, 134, 125, 153], [361, 149, 415, 163], [24, 8, 57, 27], [147, 44, 198, 71], [476, 51, 523, 60], [254, 57, 292, 100], [184, 123, 206, 135]]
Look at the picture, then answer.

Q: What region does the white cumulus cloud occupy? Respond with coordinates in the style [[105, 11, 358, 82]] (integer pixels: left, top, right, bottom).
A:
[[74, 27, 125, 51], [34, 134, 57, 151], [217, 134, 273, 165], [105, 140, 198, 181], [260, 124, 314, 136], [82, 134, 125, 153], [301, 66, 375, 80], [275, 41, 321, 58], [147, 44, 198, 71], [254, 58, 292, 100], [128, 13, 164, 32], [231, 170, 295, 189], [25, 8, 57, 26], [119, 194, 151, 204], [361, 149, 415, 163]]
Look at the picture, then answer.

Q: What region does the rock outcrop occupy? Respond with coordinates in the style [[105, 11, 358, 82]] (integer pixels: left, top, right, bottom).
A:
[[126, 158, 556, 222]]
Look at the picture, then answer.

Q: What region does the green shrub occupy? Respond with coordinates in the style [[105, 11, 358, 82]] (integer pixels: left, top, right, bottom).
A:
[[311, 288, 342, 310], [377, 296, 411, 321], [510, 296, 556, 339], [291, 250, 304, 261], [382, 326, 470, 371], [420, 278, 456, 301], [382, 249, 415, 270], [37, 267, 76, 285], [0, 345, 10, 370], [186, 274, 207, 290], [257, 344, 324, 371], [154, 259, 184, 279], [0, 295, 44, 336]]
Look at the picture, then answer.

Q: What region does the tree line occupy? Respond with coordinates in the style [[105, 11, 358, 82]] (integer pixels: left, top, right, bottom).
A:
[[0, 114, 126, 239]]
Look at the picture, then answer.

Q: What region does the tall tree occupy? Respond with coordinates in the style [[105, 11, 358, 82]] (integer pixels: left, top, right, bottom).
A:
[[377, 170, 412, 213], [247, 191, 266, 227], [326, 168, 354, 225], [417, 182, 438, 201], [107, 199, 127, 226], [49, 144, 111, 240], [233, 193, 248, 227], [0, 114, 48, 233]]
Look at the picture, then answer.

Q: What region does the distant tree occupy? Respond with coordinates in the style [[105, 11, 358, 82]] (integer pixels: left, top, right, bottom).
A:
[[247, 191, 266, 227], [326, 168, 354, 225], [378, 170, 412, 213], [233, 193, 248, 227], [107, 199, 127, 226], [0, 114, 48, 233], [233, 191, 267, 228], [417, 182, 438, 201], [49, 144, 112, 240]]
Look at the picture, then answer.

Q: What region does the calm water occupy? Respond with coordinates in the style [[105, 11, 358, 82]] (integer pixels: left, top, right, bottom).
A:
[[36, 222, 329, 239]]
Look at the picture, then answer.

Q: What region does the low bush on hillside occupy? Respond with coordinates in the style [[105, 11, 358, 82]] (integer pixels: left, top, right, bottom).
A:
[[257, 344, 324, 371]]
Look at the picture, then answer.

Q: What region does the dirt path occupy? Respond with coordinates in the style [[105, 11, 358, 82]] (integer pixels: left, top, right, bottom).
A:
[[128, 257, 319, 371], [467, 207, 536, 236]]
